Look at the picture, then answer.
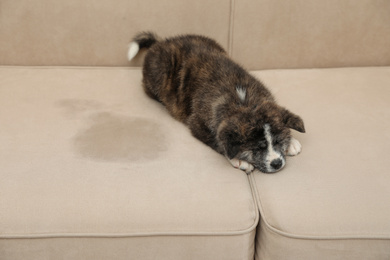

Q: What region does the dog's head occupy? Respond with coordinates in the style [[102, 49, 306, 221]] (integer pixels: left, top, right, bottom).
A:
[[217, 102, 305, 173]]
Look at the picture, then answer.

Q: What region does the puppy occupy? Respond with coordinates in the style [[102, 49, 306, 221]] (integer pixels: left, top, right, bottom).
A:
[[128, 32, 305, 173]]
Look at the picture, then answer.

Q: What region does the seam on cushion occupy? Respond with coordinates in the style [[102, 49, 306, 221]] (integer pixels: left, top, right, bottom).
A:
[[228, 0, 235, 57], [1, 223, 260, 239], [249, 173, 390, 240], [0, 65, 142, 70], [0, 231, 254, 239], [1, 175, 259, 239], [0, 223, 259, 239], [2, 66, 390, 72]]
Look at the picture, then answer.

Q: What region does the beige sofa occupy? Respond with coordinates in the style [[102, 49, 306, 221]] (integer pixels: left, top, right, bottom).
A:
[[1, 1, 390, 259]]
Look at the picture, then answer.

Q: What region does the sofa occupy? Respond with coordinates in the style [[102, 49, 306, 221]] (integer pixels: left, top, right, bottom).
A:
[[1, 0, 389, 259]]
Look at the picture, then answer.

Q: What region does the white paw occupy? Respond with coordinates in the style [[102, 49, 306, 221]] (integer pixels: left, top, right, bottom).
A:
[[229, 158, 255, 174], [287, 137, 302, 156]]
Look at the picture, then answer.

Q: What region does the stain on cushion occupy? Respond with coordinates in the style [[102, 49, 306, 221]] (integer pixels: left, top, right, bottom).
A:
[[74, 112, 166, 162]]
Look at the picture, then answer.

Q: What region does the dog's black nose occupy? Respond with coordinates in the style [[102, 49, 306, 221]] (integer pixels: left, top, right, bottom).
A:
[[271, 159, 283, 170]]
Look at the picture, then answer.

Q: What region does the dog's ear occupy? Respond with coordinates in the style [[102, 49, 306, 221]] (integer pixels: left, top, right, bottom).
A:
[[219, 126, 241, 159], [226, 138, 241, 159], [280, 108, 305, 133]]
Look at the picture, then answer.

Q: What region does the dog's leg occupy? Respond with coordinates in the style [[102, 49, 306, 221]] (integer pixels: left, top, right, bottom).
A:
[[229, 158, 254, 174], [287, 137, 302, 156]]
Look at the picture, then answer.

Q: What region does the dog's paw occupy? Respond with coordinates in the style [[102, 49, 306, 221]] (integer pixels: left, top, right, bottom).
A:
[[229, 158, 254, 174], [287, 137, 302, 156]]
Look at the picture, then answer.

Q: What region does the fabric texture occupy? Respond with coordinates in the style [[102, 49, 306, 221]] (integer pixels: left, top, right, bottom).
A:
[[1, 1, 390, 258], [1, 0, 390, 69], [0, 0, 231, 67], [233, 0, 390, 69], [250, 68, 390, 259], [1, 235, 256, 260], [0, 67, 257, 259]]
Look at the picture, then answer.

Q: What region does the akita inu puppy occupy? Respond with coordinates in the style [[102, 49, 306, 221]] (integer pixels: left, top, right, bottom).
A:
[[128, 32, 305, 173]]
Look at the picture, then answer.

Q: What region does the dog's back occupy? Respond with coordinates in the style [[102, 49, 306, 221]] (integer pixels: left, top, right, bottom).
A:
[[130, 33, 272, 118], [139, 34, 228, 122]]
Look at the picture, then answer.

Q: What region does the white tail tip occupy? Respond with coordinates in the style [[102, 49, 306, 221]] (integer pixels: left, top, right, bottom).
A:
[[127, 42, 140, 61]]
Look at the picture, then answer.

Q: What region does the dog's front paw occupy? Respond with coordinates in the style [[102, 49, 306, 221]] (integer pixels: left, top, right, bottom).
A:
[[229, 158, 254, 174], [287, 137, 302, 156]]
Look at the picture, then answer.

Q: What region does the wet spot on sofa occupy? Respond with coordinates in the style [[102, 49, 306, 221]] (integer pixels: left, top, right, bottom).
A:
[[74, 112, 166, 162]]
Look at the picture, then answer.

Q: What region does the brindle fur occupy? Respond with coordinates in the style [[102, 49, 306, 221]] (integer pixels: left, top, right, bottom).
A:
[[131, 32, 305, 173]]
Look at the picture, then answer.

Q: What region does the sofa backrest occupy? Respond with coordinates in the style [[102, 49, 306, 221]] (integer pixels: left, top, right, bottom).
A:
[[1, 0, 389, 70]]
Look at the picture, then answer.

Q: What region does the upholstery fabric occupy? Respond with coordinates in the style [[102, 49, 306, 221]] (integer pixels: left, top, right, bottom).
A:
[[1, 235, 256, 260], [0, 67, 258, 259], [233, 0, 390, 69], [1, 1, 390, 258], [1, 0, 390, 69], [250, 68, 390, 259], [2, 66, 389, 259], [0, 0, 231, 67]]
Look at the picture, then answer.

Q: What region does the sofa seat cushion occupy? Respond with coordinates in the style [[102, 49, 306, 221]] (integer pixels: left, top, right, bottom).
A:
[[250, 67, 390, 259], [0, 67, 258, 259]]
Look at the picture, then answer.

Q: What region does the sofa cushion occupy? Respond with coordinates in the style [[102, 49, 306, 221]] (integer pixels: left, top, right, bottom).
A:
[[250, 67, 390, 259], [3, 1, 389, 70], [0, 67, 258, 259], [232, 0, 390, 69], [0, 0, 231, 67]]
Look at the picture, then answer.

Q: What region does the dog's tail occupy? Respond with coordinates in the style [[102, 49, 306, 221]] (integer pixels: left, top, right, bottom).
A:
[[127, 32, 160, 61]]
